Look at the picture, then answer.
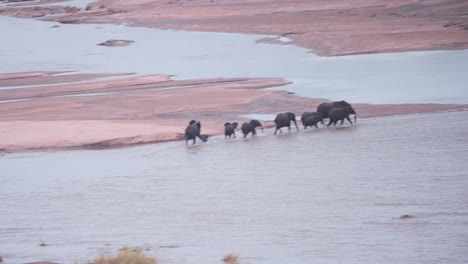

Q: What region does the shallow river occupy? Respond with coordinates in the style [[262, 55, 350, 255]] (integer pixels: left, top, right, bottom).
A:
[[1, 111, 467, 264]]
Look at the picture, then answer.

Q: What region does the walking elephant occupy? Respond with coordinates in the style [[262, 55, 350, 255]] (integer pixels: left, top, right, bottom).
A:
[[185, 120, 208, 145], [224, 122, 238, 139], [317, 100, 357, 123], [241, 119, 263, 138], [301, 112, 323, 129], [327, 107, 353, 127], [274, 112, 299, 135]]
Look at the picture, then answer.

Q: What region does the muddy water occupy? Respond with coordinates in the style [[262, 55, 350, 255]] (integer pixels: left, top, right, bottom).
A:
[[1, 16, 468, 104], [1, 110, 467, 264]]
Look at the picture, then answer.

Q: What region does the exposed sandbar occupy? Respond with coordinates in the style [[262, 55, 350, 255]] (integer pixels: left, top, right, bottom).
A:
[[2, 0, 466, 56], [1, 72, 466, 152]]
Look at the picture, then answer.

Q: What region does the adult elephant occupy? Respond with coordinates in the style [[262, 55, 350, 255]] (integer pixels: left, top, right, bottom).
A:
[[317, 100, 357, 123], [327, 107, 353, 127], [241, 119, 263, 138], [300, 112, 323, 129], [274, 112, 299, 135], [185, 120, 208, 145], [224, 122, 238, 139]]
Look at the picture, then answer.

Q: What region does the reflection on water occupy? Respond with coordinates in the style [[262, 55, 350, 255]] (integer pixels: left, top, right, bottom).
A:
[[1, 111, 467, 264], [1, 16, 468, 104]]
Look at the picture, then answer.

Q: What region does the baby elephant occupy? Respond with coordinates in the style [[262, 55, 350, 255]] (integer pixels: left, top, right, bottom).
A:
[[274, 112, 299, 135], [241, 119, 263, 138], [301, 112, 323, 129], [224, 122, 238, 139], [185, 120, 208, 145]]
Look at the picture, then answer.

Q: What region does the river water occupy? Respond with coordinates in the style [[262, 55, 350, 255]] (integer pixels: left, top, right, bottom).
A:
[[1, 111, 468, 264]]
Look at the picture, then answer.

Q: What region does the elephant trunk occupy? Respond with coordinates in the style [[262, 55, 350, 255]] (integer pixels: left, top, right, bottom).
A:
[[354, 114, 357, 124]]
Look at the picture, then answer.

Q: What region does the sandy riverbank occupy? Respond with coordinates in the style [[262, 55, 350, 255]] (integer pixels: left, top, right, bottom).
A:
[[2, 0, 468, 56], [1, 72, 466, 153]]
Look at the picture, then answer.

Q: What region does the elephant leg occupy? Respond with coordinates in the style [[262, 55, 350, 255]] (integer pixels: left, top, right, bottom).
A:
[[346, 116, 353, 125], [233, 132, 236, 138], [274, 128, 278, 135], [315, 124, 319, 129], [192, 138, 196, 145], [340, 119, 344, 126], [327, 120, 333, 127]]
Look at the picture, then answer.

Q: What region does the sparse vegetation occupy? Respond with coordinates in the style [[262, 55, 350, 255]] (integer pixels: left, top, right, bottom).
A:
[[39, 241, 47, 246], [85, 5, 92, 11], [222, 253, 239, 264], [93, 247, 157, 264]]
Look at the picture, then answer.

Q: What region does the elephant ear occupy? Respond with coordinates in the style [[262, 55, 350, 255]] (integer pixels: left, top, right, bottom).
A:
[[196, 121, 201, 131], [232, 122, 238, 129], [286, 112, 296, 121], [189, 120, 197, 126], [224, 122, 231, 127]]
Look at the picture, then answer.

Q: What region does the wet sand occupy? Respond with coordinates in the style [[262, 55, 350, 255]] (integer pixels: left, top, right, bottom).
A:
[[1, 72, 467, 152], [2, 0, 468, 56]]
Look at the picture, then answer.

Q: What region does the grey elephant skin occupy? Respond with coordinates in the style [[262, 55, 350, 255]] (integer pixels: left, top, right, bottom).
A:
[[301, 112, 323, 129], [274, 112, 299, 135], [327, 107, 353, 127], [224, 122, 238, 139], [241, 120, 263, 138], [185, 120, 208, 145], [317, 100, 357, 123]]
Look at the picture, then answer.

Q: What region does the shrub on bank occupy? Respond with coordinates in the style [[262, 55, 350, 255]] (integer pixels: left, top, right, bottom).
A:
[[93, 248, 157, 264]]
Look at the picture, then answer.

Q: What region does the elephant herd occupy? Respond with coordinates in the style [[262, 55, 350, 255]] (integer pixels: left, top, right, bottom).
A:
[[184, 100, 357, 145]]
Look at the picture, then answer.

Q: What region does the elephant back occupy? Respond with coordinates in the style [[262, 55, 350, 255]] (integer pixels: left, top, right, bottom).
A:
[[317, 103, 334, 118]]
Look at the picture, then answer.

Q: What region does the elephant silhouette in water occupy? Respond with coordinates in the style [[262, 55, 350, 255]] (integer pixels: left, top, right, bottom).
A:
[[301, 112, 323, 129], [241, 119, 263, 138], [327, 107, 353, 126], [274, 112, 299, 134], [224, 122, 238, 139], [317, 100, 357, 123], [185, 120, 208, 145]]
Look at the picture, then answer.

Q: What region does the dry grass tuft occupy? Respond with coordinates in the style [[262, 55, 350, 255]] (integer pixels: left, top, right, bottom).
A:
[[93, 248, 157, 264], [222, 253, 239, 264]]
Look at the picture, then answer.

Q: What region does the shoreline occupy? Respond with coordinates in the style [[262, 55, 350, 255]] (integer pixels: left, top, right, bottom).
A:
[[1, 72, 467, 154]]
